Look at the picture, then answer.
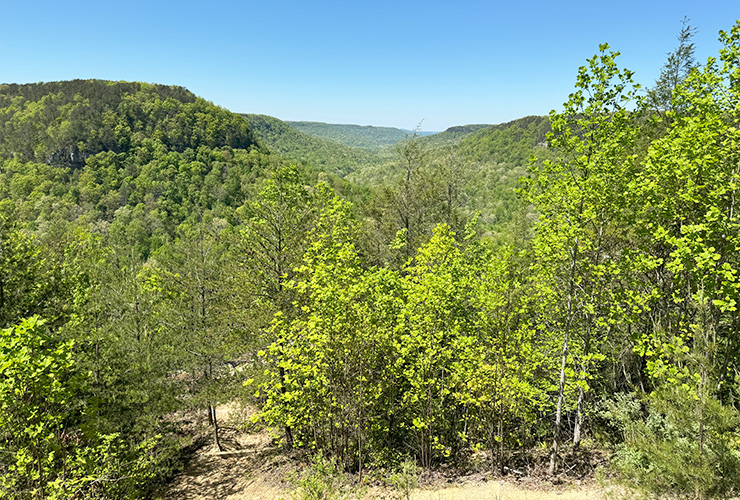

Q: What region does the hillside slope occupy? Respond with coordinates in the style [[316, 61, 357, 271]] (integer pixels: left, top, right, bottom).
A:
[[243, 114, 387, 177], [453, 116, 552, 226], [287, 120, 412, 152], [418, 123, 491, 149], [0, 80, 258, 169]]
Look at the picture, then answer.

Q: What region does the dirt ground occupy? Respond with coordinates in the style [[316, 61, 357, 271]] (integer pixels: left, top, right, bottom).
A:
[[164, 404, 610, 500], [164, 403, 291, 500]]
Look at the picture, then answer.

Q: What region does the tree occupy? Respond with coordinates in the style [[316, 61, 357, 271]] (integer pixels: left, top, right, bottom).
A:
[[361, 135, 454, 267], [234, 165, 324, 317], [233, 165, 329, 448], [526, 44, 642, 474], [155, 217, 238, 451], [0, 317, 77, 498], [646, 17, 698, 115], [611, 21, 740, 499], [257, 192, 400, 477]]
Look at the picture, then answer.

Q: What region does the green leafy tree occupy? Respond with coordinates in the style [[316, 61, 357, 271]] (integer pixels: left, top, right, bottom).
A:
[[0, 317, 77, 498], [526, 44, 642, 474], [154, 217, 239, 451], [611, 20, 740, 499], [258, 193, 401, 477]]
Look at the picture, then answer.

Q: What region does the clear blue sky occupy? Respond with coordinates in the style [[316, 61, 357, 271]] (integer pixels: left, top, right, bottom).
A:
[[2, 1, 738, 132]]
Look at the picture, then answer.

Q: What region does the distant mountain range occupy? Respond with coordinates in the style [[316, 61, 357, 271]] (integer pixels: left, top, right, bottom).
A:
[[286, 121, 417, 152]]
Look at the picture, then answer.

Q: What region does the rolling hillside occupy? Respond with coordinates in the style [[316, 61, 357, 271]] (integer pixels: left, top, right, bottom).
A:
[[243, 114, 389, 177], [286, 121, 414, 152]]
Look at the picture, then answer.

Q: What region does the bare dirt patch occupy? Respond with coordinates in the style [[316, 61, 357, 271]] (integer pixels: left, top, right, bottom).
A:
[[165, 404, 609, 500], [164, 403, 292, 500]]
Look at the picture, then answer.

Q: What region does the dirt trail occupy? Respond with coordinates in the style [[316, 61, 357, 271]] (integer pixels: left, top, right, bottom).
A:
[[165, 404, 291, 500], [165, 404, 608, 500]]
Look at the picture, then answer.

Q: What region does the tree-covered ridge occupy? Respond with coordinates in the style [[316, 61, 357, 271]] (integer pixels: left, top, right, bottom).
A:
[[457, 115, 551, 164], [287, 120, 413, 152], [0, 80, 289, 262], [243, 114, 387, 177], [417, 123, 491, 149], [0, 80, 258, 169]]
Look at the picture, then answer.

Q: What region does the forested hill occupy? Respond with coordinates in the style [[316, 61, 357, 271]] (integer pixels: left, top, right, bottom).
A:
[[0, 80, 258, 168], [417, 123, 491, 148], [286, 120, 413, 151], [0, 79, 299, 259], [242, 114, 386, 177], [456, 115, 551, 164]]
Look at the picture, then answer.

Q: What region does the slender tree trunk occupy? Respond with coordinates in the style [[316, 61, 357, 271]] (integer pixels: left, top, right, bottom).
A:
[[550, 236, 580, 476], [549, 327, 570, 476], [0, 273, 5, 325], [210, 404, 222, 451], [278, 366, 294, 448], [357, 421, 363, 483], [573, 331, 591, 449], [498, 407, 505, 475], [573, 384, 584, 448]]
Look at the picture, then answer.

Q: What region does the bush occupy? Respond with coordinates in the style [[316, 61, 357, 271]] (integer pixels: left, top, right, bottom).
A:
[[388, 458, 421, 500], [291, 453, 349, 500]]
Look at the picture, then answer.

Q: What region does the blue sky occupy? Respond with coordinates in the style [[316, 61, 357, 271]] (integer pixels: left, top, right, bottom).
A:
[[2, 1, 738, 131]]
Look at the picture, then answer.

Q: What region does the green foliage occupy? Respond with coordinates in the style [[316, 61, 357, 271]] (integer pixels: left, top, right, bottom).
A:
[[0, 215, 54, 327], [259, 218, 544, 473], [245, 114, 392, 177], [0, 317, 76, 498], [290, 453, 350, 500], [418, 124, 490, 149], [422, 116, 553, 230], [152, 216, 248, 451], [0, 80, 282, 259], [0, 316, 181, 499], [605, 22, 740, 498], [287, 121, 411, 152], [388, 458, 421, 500], [605, 389, 740, 500], [526, 42, 644, 473]]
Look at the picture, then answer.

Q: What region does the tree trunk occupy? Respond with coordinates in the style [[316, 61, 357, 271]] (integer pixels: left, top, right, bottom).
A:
[[549, 328, 570, 476], [210, 404, 223, 452], [498, 407, 505, 475], [550, 236, 579, 475], [573, 384, 584, 448]]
